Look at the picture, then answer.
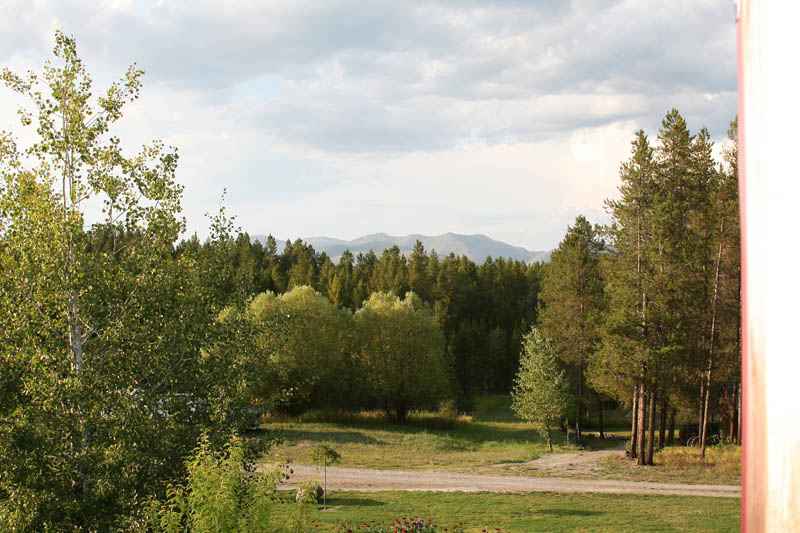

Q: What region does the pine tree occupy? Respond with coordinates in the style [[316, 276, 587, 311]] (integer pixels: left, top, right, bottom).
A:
[[593, 130, 657, 463], [538, 216, 605, 442], [408, 240, 433, 302]]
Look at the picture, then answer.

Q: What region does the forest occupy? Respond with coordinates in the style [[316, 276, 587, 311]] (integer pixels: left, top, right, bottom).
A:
[[174, 229, 541, 409], [0, 32, 740, 531]]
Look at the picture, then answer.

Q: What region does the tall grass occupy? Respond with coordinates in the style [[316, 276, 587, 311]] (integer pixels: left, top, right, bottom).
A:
[[263, 408, 472, 431], [657, 444, 741, 473]]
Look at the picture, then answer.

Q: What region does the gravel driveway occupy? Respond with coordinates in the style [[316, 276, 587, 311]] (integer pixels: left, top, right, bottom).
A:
[[281, 464, 740, 498]]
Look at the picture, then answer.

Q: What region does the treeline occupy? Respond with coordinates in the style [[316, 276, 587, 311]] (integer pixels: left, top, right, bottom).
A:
[[175, 233, 543, 405], [535, 110, 740, 463]]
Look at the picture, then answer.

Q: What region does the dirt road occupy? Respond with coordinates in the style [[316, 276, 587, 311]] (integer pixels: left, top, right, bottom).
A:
[[281, 464, 740, 498], [498, 445, 626, 477]]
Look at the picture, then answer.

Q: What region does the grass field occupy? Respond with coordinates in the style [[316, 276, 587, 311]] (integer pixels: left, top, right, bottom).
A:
[[257, 396, 740, 486], [262, 413, 577, 472], [272, 491, 740, 532], [260, 396, 580, 471]]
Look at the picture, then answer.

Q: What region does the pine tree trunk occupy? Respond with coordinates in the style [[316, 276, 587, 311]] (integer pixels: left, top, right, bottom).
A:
[[575, 364, 583, 442], [630, 384, 639, 459], [667, 407, 676, 446], [737, 380, 743, 445], [658, 395, 668, 450], [698, 379, 705, 441], [728, 383, 737, 443], [645, 389, 657, 465], [636, 383, 647, 465]]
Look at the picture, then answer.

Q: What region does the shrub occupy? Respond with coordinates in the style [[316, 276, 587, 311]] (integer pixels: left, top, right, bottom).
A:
[[437, 399, 459, 420], [146, 433, 289, 533], [295, 481, 324, 504]]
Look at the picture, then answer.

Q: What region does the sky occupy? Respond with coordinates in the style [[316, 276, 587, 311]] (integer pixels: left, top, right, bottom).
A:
[[0, 0, 737, 251]]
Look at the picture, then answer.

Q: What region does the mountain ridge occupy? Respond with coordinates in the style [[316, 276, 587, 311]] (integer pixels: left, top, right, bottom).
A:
[[253, 232, 550, 264]]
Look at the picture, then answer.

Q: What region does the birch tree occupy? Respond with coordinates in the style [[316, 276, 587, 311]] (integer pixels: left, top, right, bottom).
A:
[[0, 32, 238, 529]]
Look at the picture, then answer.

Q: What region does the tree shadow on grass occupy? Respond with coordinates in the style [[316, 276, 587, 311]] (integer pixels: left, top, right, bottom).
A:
[[324, 496, 385, 507], [536, 509, 604, 517], [269, 428, 385, 445]]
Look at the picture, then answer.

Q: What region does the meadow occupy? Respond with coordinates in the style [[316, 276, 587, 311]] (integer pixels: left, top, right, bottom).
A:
[[272, 491, 740, 532], [259, 396, 740, 485]]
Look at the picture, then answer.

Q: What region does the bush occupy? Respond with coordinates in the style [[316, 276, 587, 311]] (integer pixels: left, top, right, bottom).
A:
[[145, 433, 289, 533], [437, 399, 459, 420], [295, 481, 324, 504]]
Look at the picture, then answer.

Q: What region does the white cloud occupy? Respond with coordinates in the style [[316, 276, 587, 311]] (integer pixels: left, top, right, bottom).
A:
[[0, 0, 737, 249]]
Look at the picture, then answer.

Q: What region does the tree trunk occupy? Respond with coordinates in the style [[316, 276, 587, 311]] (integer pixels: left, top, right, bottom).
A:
[[636, 383, 647, 465], [68, 293, 84, 372], [667, 407, 676, 446], [658, 395, 668, 450], [575, 364, 583, 442], [698, 378, 705, 441], [645, 389, 657, 465], [596, 394, 605, 439], [729, 383, 738, 443], [701, 224, 725, 458], [630, 384, 639, 459], [737, 380, 743, 445], [394, 405, 408, 425], [700, 364, 713, 458]]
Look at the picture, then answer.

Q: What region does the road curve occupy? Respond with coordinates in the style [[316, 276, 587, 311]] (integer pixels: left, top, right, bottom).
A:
[[281, 464, 740, 498]]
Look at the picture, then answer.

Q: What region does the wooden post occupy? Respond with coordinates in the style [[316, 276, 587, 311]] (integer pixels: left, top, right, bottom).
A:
[[739, 2, 800, 529]]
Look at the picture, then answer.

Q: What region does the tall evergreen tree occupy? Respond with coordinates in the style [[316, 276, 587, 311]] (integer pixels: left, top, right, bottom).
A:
[[538, 216, 605, 441]]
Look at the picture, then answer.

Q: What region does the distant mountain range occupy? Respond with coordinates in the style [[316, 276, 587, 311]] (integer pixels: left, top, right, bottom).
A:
[[253, 232, 550, 264]]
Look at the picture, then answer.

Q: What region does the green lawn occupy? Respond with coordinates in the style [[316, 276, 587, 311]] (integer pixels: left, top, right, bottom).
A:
[[272, 491, 740, 532], [262, 417, 577, 472]]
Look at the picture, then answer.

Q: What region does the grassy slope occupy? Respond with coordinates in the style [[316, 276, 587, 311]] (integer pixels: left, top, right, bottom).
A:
[[272, 491, 740, 532]]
